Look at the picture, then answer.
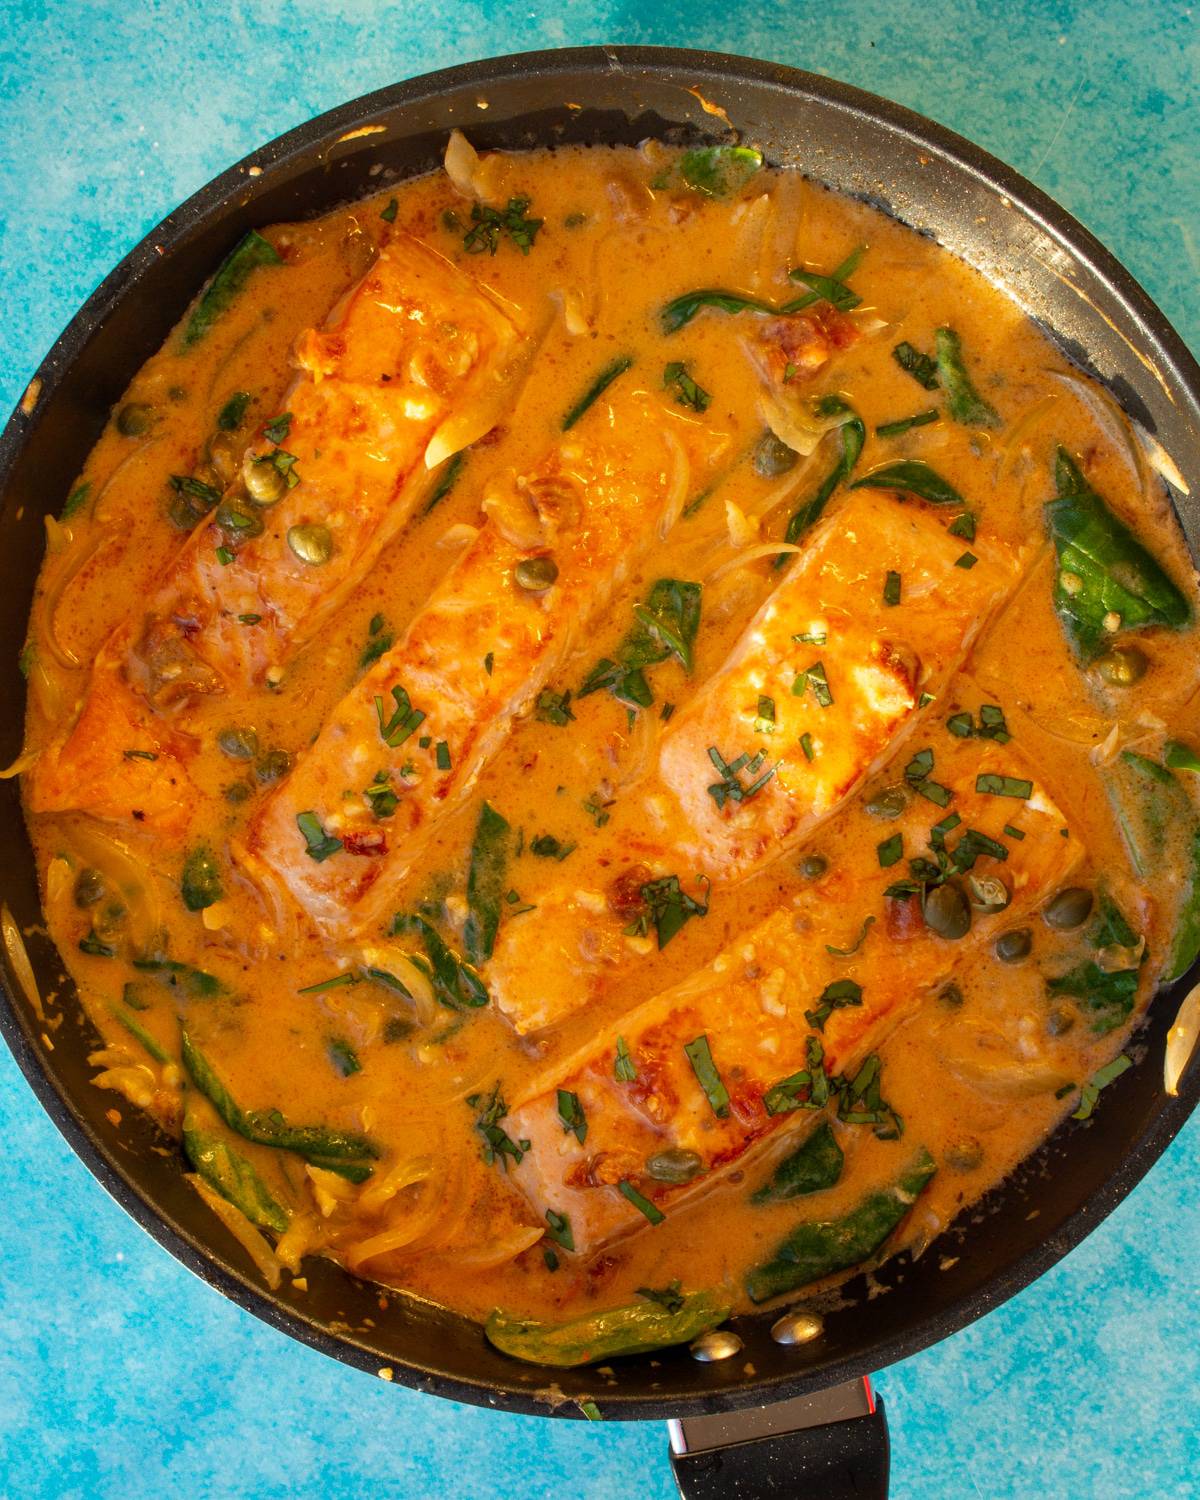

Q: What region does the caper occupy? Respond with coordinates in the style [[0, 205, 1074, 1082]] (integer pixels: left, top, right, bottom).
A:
[[168, 385, 188, 403], [287, 523, 333, 566], [923, 881, 971, 940], [216, 501, 264, 542], [1095, 645, 1148, 686], [945, 1137, 984, 1172], [994, 927, 1033, 963], [798, 853, 828, 879], [207, 431, 241, 485], [1046, 1003, 1077, 1038], [645, 1148, 705, 1185], [753, 431, 799, 478], [95, 899, 127, 939], [223, 780, 253, 805], [938, 982, 965, 1010], [255, 749, 292, 784], [116, 402, 155, 437], [1042, 887, 1093, 931], [967, 873, 1010, 913], [73, 867, 106, 909], [865, 784, 910, 820], [244, 453, 288, 506], [217, 726, 259, 761], [515, 555, 559, 592]]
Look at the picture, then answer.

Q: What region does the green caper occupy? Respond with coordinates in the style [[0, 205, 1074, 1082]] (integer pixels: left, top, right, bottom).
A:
[[216, 501, 264, 542], [923, 881, 972, 940], [1095, 645, 1148, 686], [1046, 1003, 1077, 1038], [217, 726, 259, 761], [994, 927, 1033, 963], [967, 873, 1010, 913], [865, 784, 910, 820], [945, 1138, 984, 1172], [223, 781, 253, 805], [73, 867, 106, 909], [753, 431, 799, 478], [95, 900, 128, 939], [244, 453, 289, 506], [515, 555, 559, 592], [1042, 887, 1094, 931], [206, 431, 241, 485], [938, 982, 965, 1010], [116, 402, 155, 437], [645, 1148, 705, 1184], [168, 385, 188, 403], [287, 523, 333, 566], [798, 853, 828, 879], [255, 749, 292, 784]]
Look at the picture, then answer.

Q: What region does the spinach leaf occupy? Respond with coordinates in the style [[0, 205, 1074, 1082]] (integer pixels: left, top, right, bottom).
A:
[[745, 1150, 936, 1303], [183, 1117, 289, 1234], [893, 342, 940, 390], [182, 1032, 378, 1177], [580, 579, 702, 707], [463, 801, 512, 963], [751, 1120, 844, 1204], [661, 248, 863, 333], [1168, 825, 1200, 982], [781, 398, 865, 548], [181, 846, 222, 911], [683, 1034, 730, 1117], [1046, 960, 1139, 1035], [676, 145, 763, 197], [183, 231, 282, 347], [663, 361, 711, 412], [486, 1290, 729, 1367], [784, 246, 865, 313], [934, 328, 999, 427], [626, 874, 709, 949], [850, 459, 964, 506], [1047, 448, 1191, 659], [391, 912, 489, 1009]]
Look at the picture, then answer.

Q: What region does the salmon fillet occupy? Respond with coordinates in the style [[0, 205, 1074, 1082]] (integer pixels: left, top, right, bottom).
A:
[[503, 728, 1082, 1255], [490, 490, 1020, 1033], [239, 392, 728, 939], [28, 232, 526, 831]]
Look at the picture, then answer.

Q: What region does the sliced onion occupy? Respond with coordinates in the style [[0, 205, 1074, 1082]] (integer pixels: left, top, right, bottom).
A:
[[274, 1210, 321, 1273], [709, 541, 802, 581], [481, 478, 546, 550], [657, 427, 692, 540], [445, 1226, 545, 1270], [2, 905, 42, 1021], [444, 129, 485, 200], [725, 498, 759, 548], [436, 523, 480, 551], [1165, 981, 1200, 1097], [551, 287, 590, 336], [0, 748, 40, 780], [756, 388, 830, 458], [995, 394, 1060, 480], [356, 1155, 435, 1217], [188, 1174, 282, 1288], [1047, 369, 1146, 494]]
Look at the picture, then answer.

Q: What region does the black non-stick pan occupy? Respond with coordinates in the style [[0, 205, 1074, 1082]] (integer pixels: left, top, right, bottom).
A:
[[1, 46, 1197, 1498]]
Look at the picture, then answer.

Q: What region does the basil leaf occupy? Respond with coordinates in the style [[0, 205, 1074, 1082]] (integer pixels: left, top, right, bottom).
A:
[[677, 145, 763, 198], [464, 801, 513, 963], [935, 328, 1000, 427], [562, 356, 634, 430], [850, 460, 964, 506], [683, 1034, 730, 1117], [183, 231, 282, 347]]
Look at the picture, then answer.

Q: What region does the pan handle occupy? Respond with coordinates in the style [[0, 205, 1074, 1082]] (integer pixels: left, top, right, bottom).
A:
[[667, 1377, 889, 1499]]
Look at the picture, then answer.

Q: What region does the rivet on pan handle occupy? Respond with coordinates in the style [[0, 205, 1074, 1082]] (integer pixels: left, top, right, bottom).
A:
[[667, 1377, 889, 1498]]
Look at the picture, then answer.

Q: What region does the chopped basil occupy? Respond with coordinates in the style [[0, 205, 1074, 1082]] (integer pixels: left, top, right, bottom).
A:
[[948, 511, 976, 541], [328, 1037, 361, 1077], [763, 1036, 829, 1115], [755, 695, 777, 733], [580, 579, 702, 707], [556, 1090, 587, 1144], [423, 449, 467, 514], [800, 732, 815, 762], [975, 773, 1033, 799], [835, 1053, 903, 1139], [545, 1208, 575, 1251], [684, 1034, 730, 1117], [955, 551, 978, 570], [893, 341, 939, 390], [661, 248, 864, 334], [467, 1085, 527, 1168], [298, 972, 357, 996], [463, 196, 543, 256], [935, 328, 1000, 428], [663, 360, 710, 412], [627, 874, 710, 949], [380, 197, 399, 223], [296, 811, 342, 862], [1164, 739, 1200, 773], [636, 1280, 685, 1314], [483, 652, 495, 677], [374, 684, 426, 747], [781, 397, 865, 547], [535, 688, 575, 726], [1003, 823, 1025, 841], [1071, 1053, 1132, 1120], [183, 231, 282, 347], [614, 1036, 637, 1083], [215, 545, 235, 566], [877, 833, 904, 867], [883, 570, 902, 607], [850, 459, 964, 506], [706, 746, 778, 809], [618, 1180, 665, 1225], [435, 740, 452, 771], [947, 712, 974, 738], [673, 145, 763, 197], [217, 390, 252, 430], [263, 412, 292, 444], [529, 834, 576, 861], [793, 661, 834, 707], [360, 614, 394, 669], [463, 802, 513, 965], [181, 846, 222, 911], [805, 977, 864, 1031]]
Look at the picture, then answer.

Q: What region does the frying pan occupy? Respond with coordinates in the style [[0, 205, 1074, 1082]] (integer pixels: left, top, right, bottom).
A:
[[1, 46, 1197, 1498]]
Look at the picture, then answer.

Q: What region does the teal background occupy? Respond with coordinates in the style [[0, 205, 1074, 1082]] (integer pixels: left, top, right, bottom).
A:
[[1, 3, 1198, 1496]]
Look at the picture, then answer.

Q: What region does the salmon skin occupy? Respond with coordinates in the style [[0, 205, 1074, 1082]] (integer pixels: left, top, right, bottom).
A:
[[240, 392, 726, 940], [502, 728, 1083, 1256], [28, 233, 526, 832], [490, 489, 1021, 1034]]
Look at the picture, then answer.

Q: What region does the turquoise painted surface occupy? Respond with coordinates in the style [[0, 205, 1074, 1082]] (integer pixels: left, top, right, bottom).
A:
[[1, 2, 1197, 1496]]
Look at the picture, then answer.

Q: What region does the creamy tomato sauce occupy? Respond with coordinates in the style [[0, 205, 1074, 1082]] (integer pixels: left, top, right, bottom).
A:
[[18, 135, 1200, 1359]]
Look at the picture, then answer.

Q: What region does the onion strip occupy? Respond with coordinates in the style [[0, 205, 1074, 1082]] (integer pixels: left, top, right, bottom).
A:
[[188, 1174, 283, 1289]]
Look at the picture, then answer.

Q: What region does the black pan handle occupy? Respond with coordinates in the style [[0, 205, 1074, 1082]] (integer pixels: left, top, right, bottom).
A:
[[668, 1379, 889, 1499]]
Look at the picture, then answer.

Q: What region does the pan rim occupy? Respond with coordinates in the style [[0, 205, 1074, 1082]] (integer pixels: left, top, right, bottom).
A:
[[1, 43, 1197, 1422]]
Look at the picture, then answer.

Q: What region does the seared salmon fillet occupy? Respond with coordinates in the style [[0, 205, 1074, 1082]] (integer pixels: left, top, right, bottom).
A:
[[490, 490, 1020, 1033], [240, 392, 726, 939], [503, 729, 1083, 1254], [28, 232, 526, 831]]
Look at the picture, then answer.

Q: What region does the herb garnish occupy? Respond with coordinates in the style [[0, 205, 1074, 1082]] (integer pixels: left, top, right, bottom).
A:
[[545, 1209, 574, 1251], [562, 355, 633, 430], [904, 747, 953, 808], [618, 1180, 665, 1225], [850, 459, 964, 507], [556, 1090, 587, 1144], [1071, 1054, 1132, 1120], [706, 746, 778, 809], [876, 409, 939, 438], [792, 661, 834, 707], [781, 397, 865, 548], [614, 1036, 637, 1083], [424, 449, 467, 514], [393, 912, 489, 1010], [464, 801, 512, 964], [754, 695, 777, 734], [663, 361, 711, 412], [948, 511, 976, 541], [955, 551, 978, 570], [580, 579, 702, 708], [217, 391, 252, 430], [763, 1036, 829, 1115], [296, 811, 342, 862], [892, 341, 939, 390], [380, 197, 398, 223], [327, 1037, 361, 1077], [805, 978, 864, 1031], [883, 570, 902, 607], [263, 412, 292, 445], [467, 1085, 529, 1168], [661, 247, 865, 333], [935, 328, 1000, 428], [463, 197, 543, 256], [534, 688, 576, 726], [530, 834, 576, 861], [298, 972, 357, 996], [374, 684, 426, 747], [975, 773, 1033, 799], [684, 1034, 730, 1117], [877, 833, 904, 867], [627, 874, 710, 949], [636, 1281, 685, 1314]]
